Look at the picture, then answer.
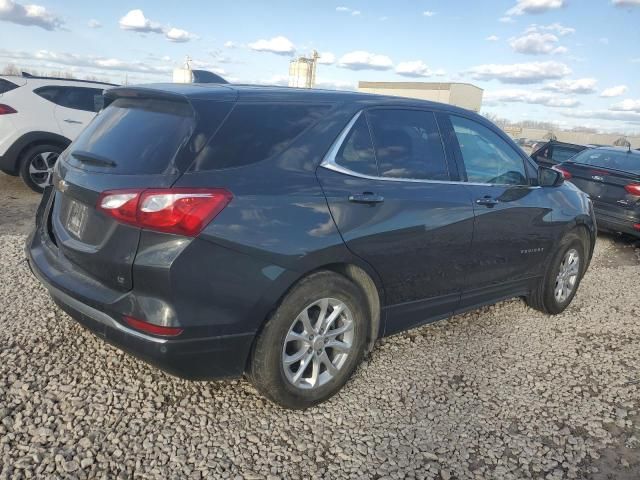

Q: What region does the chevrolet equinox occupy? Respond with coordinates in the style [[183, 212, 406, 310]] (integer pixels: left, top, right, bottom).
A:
[[27, 84, 596, 409]]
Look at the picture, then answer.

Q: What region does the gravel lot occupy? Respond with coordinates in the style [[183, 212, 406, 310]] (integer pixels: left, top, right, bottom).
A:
[[1, 172, 640, 479]]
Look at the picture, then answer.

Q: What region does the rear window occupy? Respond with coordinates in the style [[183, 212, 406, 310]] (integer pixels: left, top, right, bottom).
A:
[[571, 149, 640, 175], [0, 79, 19, 94], [66, 97, 195, 174], [35, 86, 104, 112], [190, 103, 331, 171]]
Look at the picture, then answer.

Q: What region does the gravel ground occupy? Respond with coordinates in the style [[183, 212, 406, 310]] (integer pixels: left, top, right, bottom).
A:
[[1, 173, 640, 479]]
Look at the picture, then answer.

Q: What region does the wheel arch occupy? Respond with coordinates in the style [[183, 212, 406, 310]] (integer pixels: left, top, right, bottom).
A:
[[3, 131, 71, 173]]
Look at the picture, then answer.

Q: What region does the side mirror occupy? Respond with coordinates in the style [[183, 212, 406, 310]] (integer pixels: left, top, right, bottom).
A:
[[538, 166, 564, 187]]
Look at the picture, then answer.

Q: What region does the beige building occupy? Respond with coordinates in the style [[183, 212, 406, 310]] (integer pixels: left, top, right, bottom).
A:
[[358, 81, 483, 112]]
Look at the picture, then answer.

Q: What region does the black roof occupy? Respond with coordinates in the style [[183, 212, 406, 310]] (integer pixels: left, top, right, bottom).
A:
[[109, 82, 478, 115]]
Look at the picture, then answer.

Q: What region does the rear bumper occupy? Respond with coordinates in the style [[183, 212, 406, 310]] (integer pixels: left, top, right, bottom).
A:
[[594, 207, 640, 238], [26, 237, 255, 380]]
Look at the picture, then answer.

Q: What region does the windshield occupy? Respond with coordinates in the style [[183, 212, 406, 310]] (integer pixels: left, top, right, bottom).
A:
[[571, 149, 640, 175]]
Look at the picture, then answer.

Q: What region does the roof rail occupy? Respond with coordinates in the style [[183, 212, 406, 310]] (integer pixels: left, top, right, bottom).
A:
[[21, 71, 118, 87]]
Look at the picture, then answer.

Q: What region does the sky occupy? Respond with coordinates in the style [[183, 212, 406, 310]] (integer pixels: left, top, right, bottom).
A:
[[1, 0, 639, 133]]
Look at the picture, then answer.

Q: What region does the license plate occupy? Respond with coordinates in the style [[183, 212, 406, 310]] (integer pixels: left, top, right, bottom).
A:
[[66, 200, 88, 238]]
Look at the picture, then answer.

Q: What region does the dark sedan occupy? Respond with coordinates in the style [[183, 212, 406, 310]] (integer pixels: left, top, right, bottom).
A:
[[554, 147, 640, 237], [531, 140, 589, 168]]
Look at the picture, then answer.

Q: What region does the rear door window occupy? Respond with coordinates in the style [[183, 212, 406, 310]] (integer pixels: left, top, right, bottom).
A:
[[334, 115, 378, 176], [551, 146, 580, 163], [450, 115, 528, 185], [191, 103, 331, 170], [66, 97, 196, 174], [0, 79, 19, 94], [367, 109, 449, 180], [35, 86, 105, 112]]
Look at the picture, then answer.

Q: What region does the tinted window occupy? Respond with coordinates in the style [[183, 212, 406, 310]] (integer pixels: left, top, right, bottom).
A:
[[334, 115, 377, 176], [192, 103, 331, 170], [35, 86, 104, 112], [368, 109, 449, 180], [551, 146, 581, 163], [571, 149, 640, 175], [0, 79, 19, 94], [67, 97, 195, 174], [450, 115, 527, 185]]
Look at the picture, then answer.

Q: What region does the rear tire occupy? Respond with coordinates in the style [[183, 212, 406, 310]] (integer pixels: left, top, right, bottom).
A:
[[248, 271, 369, 409], [19, 144, 63, 193], [527, 232, 587, 314]]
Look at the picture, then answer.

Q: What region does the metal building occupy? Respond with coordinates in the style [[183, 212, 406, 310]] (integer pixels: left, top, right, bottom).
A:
[[288, 51, 320, 88], [358, 81, 483, 112]]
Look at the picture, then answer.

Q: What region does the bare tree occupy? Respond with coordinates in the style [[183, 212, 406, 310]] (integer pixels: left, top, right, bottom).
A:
[[1, 63, 20, 75]]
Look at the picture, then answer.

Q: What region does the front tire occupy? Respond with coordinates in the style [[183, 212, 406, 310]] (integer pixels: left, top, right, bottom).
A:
[[248, 271, 369, 409], [527, 232, 586, 314], [19, 144, 63, 193]]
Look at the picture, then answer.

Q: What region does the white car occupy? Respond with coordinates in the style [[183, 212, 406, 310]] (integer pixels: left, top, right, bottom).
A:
[[0, 73, 115, 192]]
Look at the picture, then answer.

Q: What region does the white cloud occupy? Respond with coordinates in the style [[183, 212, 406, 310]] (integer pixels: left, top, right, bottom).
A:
[[338, 51, 393, 71], [468, 61, 571, 84], [395, 60, 432, 78], [612, 0, 640, 7], [257, 74, 290, 86], [317, 52, 336, 65], [510, 32, 566, 54], [165, 27, 196, 43], [336, 6, 361, 14], [0, 0, 64, 30], [610, 99, 640, 113], [562, 109, 640, 124], [118, 9, 196, 42], [423, 11, 436, 17], [600, 85, 628, 97], [223, 41, 236, 48], [485, 88, 580, 107], [544, 78, 597, 94], [248, 36, 295, 55], [526, 22, 575, 35], [87, 19, 101, 29], [499, 16, 515, 22], [119, 9, 163, 33], [486, 35, 500, 41], [434, 68, 447, 76], [506, 0, 565, 16], [0, 48, 172, 76]]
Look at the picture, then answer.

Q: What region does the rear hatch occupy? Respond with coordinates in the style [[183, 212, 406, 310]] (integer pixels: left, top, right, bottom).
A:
[[562, 149, 640, 220], [49, 86, 235, 291]]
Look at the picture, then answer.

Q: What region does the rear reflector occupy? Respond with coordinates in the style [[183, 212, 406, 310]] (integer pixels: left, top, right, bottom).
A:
[[552, 166, 572, 180], [123, 315, 183, 337], [624, 184, 640, 196], [97, 188, 232, 236], [0, 104, 17, 115]]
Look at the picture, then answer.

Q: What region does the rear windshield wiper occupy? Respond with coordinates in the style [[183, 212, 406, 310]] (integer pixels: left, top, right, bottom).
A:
[[71, 150, 117, 168]]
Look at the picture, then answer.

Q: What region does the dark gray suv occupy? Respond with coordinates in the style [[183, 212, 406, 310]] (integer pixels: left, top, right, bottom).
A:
[[27, 84, 596, 408]]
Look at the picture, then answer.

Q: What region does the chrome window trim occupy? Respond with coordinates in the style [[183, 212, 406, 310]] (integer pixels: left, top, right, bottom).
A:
[[320, 110, 536, 188]]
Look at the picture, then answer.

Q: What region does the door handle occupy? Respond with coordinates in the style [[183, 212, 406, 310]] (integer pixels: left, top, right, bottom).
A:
[[348, 192, 385, 204], [475, 196, 499, 208], [64, 119, 83, 124]]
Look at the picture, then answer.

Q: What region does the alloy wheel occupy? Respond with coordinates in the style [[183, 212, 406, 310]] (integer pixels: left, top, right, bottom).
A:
[[28, 151, 59, 189], [282, 298, 354, 390], [554, 248, 580, 304]]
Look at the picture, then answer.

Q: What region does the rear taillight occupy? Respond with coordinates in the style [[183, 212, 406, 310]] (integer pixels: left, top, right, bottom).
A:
[[97, 188, 232, 236], [624, 184, 640, 196], [123, 315, 183, 337], [634, 224, 640, 231], [0, 104, 17, 115], [552, 166, 572, 180]]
